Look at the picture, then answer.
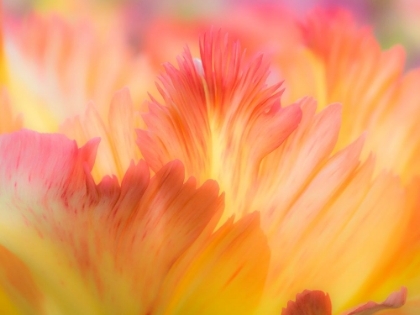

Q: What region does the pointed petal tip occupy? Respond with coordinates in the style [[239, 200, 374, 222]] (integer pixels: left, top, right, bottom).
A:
[[79, 137, 101, 171]]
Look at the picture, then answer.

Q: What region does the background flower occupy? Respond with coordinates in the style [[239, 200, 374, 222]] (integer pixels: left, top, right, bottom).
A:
[[2, 13, 156, 132]]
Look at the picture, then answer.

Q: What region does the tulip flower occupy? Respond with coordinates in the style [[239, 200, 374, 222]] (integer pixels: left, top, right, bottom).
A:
[[0, 3, 419, 315]]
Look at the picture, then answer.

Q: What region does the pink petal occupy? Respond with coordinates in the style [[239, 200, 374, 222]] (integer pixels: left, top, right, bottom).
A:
[[341, 287, 407, 315]]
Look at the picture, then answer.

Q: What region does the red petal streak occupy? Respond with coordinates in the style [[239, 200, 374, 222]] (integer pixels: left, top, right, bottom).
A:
[[0, 129, 99, 204], [137, 29, 302, 181]]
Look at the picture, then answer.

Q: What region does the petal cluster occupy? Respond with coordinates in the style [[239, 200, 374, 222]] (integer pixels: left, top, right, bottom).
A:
[[0, 3, 419, 315], [0, 130, 270, 314], [136, 28, 415, 314]]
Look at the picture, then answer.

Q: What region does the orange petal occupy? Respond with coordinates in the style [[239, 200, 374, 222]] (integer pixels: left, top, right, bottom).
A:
[[354, 177, 420, 310], [0, 245, 42, 314], [257, 100, 347, 232], [282, 290, 332, 315], [246, 98, 409, 313], [137, 29, 302, 221], [158, 212, 270, 315], [108, 88, 140, 172]]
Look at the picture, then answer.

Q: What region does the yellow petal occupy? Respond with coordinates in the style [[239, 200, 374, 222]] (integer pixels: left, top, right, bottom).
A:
[[158, 213, 270, 315], [0, 88, 22, 133], [0, 245, 42, 315]]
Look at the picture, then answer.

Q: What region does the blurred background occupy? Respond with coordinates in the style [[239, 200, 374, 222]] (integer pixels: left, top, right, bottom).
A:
[[3, 0, 419, 61], [3, 0, 420, 67]]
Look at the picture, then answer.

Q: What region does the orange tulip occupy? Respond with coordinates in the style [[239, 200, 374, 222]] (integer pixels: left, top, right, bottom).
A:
[[135, 27, 416, 314], [0, 3, 418, 314]]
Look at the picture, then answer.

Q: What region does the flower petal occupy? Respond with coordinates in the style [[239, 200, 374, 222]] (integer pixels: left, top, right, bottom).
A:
[[137, 29, 302, 221], [376, 295, 420, 315], [280, 288, 407, 315], [282, 290, 332, 315], [0, 130, 103, 313], [297, 9, 420, 182], [158, 212, 270, 315], [0, 244, 43, 314], [0, 88, 22, 133], [61, 88, 142, 182], [341, 287, 407, 315]]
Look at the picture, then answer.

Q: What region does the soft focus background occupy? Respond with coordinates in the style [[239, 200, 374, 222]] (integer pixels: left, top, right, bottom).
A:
[[3, 0, 420, 67]]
